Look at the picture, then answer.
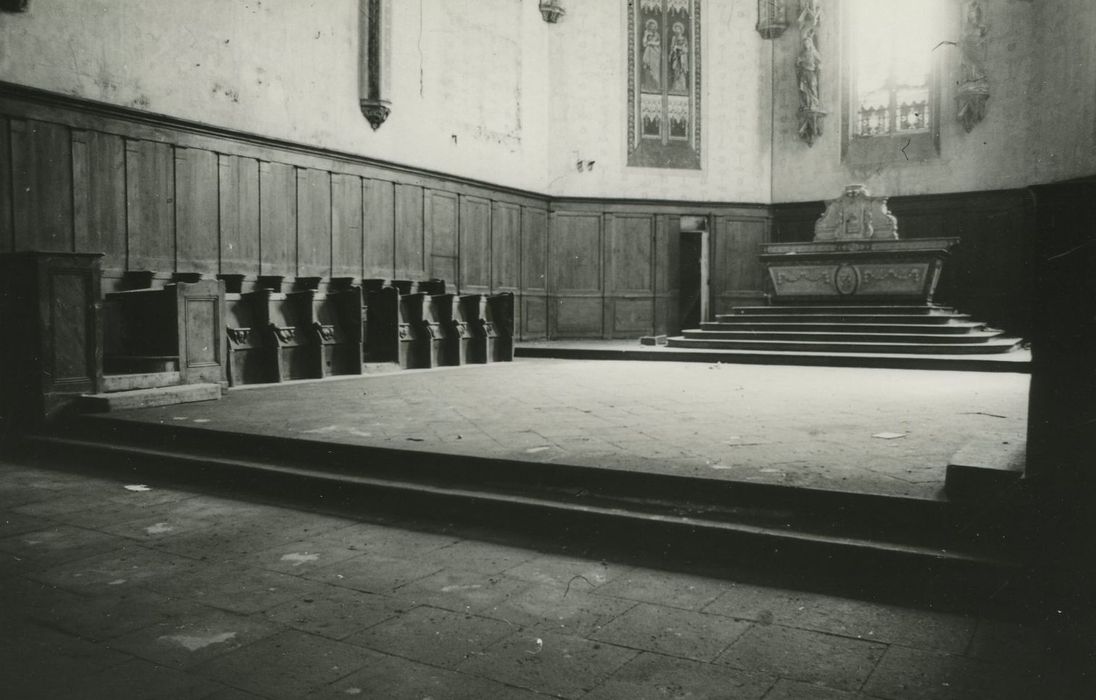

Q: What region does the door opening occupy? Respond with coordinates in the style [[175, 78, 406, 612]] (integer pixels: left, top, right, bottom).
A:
[[678, 217, 709, 332]]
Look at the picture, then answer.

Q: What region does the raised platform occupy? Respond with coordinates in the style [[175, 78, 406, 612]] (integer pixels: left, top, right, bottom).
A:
[[18, 360, 1033, 607]]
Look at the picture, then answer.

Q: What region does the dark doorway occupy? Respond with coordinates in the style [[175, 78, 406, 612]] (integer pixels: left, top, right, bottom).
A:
[[678, 217, 708, 331]]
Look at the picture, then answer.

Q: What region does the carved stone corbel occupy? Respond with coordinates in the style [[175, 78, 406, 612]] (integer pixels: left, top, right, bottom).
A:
[[956, 1, 989, 133], [359, 0, 391, 130], [796, 0, 825, 146], [538, 0, 565, 23]]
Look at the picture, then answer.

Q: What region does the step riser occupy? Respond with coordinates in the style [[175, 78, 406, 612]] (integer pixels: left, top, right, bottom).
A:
[[701, 323, 985, 335], [683, 332, 1003, 345], [715, 315, 971, 324], [23, 436, 1020, 609], [669, 339, 1020, 355], [731, 307, 954, 315], [57, 416, 951, 542]]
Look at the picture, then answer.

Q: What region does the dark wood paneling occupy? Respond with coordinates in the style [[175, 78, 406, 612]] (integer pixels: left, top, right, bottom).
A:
[[427, 190, 459, 287], [331, 173, 363, 279], [608, 215, 653, 293], [296, 168, 332, 278], [125, 139, 174, 271], [363, 178, 395, 279], [711, 217, 768, 313], [0, 117, 13, 252], [460, 195, 491, 293], [653, 214, 680, 335], [521, 207, 548, 292], [394, 184, 424, 279], [550, 212, 602, 338], [218, 154, 260, 276], [492, 202, 521, 291], [11, 119, 72, 253], [72, 129, 125, 270], [551, 213, 601, 292], [259, 161, 296, 276], [175, 147, 219, 275]]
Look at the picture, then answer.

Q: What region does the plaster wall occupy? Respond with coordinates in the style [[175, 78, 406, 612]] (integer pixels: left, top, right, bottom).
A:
[[0, 0, 550, 192], [545, 0, 772, 203], [1028, 0, 1096, 184], [770, 0, 1039, 202]]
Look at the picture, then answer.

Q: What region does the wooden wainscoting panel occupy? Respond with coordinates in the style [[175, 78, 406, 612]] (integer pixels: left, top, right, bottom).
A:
[[549, 212, 602, 338], [363, 178, 395, 279], [654, 214, 681, 335], [0, 117, 10, 252], [492, 202, 521, 292], [175, 147, 219, 275], [11, 119, 73, 253], [711, 216, 769, 315], [72, 129, 126, 271], [459, 195, 491, 293], [125, 139, 174, 272], [394, 183, 425, 280], [259, 161, 297, 277], [296, 167, 332, 279], [331, 173, 364, 279], [521, 207, 548, 292], [427, 189, 459, 288], [218, 154, 261, 276]]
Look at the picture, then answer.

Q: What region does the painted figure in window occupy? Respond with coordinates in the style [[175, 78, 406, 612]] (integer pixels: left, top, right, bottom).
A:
[[669, 22, 689, 93], [642, 19, 662, 91]]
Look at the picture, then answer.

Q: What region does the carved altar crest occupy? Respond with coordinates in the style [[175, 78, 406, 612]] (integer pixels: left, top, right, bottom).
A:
[[813, 185, 898, 241]]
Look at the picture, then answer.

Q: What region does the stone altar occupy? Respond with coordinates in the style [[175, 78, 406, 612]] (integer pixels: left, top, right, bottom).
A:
[[761, 185, 959, 303]]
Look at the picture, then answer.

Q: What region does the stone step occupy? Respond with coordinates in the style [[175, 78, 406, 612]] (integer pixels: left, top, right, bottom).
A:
[[101, 371, 182, 393], [713, 313, 972, 325], [700, 321, 987, 334], [79, 383, 221, 412], [729, 305, 954, 316], [24, 426, 1026, 605], [682, 329, 1006, 344], [103, 355, 179, 374], [667, 337, 1022, 355]]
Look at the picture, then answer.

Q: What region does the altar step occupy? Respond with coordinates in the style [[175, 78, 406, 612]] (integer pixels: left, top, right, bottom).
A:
[[669, 304, 1023, 357], [21, 414, 1031, 610]]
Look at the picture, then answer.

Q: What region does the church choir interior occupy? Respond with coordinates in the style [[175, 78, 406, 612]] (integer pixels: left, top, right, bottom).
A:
[[1, 0, 1095, 697]]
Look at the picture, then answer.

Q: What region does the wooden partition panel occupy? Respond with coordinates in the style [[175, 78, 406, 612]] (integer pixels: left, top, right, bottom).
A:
[[653, 214, 680, 335], [259, 161, 297, 277], [363, 178, 395, 279], [218, 154, 261, 276], [521, 207, 549, 339], [12, 119, 73, 253], [331, 173, 363, 279], [126, 139, 174, 272], [605, 214, 655, 338], [0, 117, 11, 252], [72, 129, 126, 271], [549, 212, 603, 338], [394, 184, 425, 280], [175, 147, 219, 275], [460, 195, 492, 293], [427, 190, 459, 287], [710, 216, 769, 314], [296, 168, 332, 278]]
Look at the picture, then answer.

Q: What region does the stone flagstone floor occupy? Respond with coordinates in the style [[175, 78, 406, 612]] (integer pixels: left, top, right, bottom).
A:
[[0, 458, 1077, 699]]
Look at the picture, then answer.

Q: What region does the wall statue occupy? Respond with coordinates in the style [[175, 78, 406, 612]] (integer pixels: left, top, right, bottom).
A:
[[796, 0, 825, 146], [956, 1, 989, 132]]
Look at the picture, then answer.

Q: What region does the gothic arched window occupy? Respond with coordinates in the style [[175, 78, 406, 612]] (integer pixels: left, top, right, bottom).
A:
[[842, 0, 947, 164]]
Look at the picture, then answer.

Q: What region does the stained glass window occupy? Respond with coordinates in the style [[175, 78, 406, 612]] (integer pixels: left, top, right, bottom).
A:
[[628, 0, 701, 169]]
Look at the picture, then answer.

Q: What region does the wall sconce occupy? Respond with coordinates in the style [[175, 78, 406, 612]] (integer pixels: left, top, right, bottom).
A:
[[756, 0, 789, 39], [0, 0, 30, 12], [539, 0, 565, 24]]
